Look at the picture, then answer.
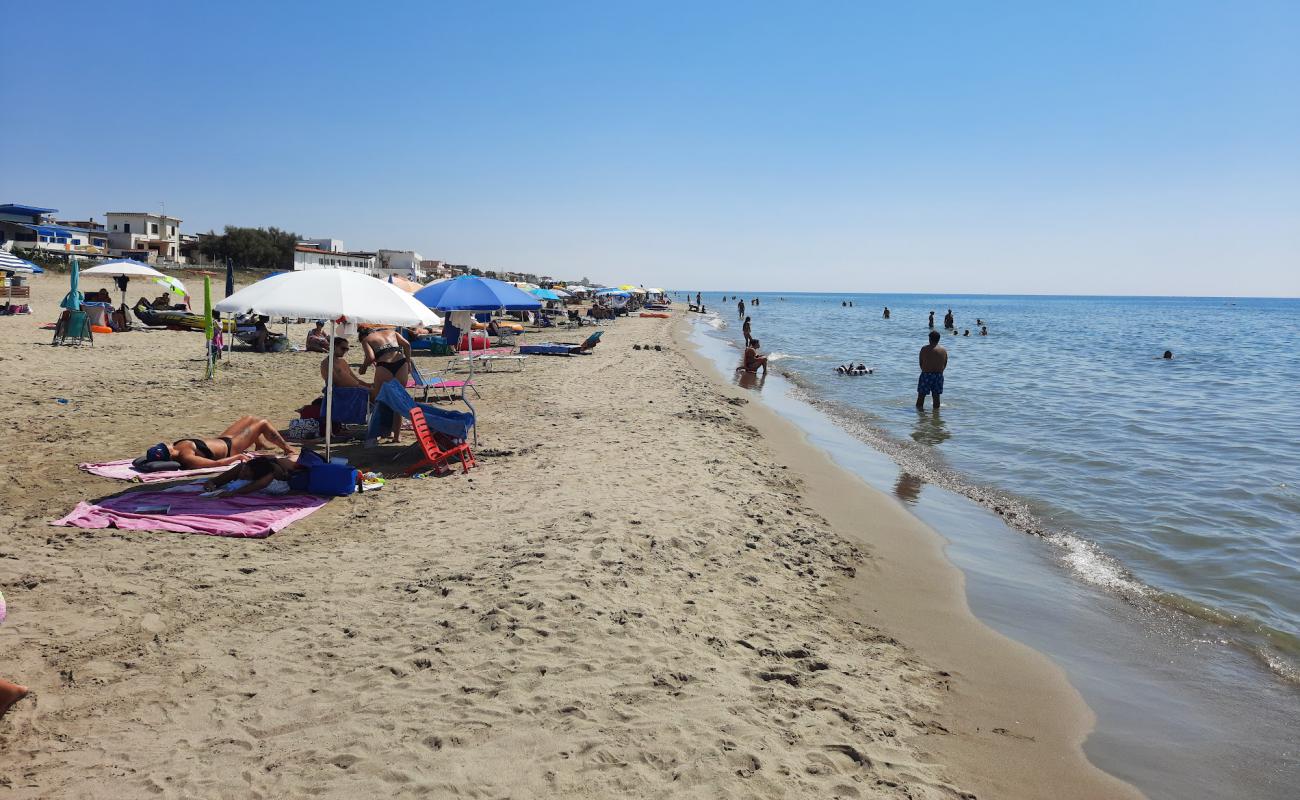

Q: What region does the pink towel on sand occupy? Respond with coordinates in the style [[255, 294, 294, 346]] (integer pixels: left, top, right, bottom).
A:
[[78, 459, 228, 483], [51, 484, 327, 539]]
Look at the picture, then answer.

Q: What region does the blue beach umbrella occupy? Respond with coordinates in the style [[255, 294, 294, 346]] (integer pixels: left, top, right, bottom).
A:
[[413, 274, 542, 312], [530, 287, 562, 301], [225, 258, 235, 298]]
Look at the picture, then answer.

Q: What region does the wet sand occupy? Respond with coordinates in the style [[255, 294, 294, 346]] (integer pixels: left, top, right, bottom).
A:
[[0, 275, 1138, 798]]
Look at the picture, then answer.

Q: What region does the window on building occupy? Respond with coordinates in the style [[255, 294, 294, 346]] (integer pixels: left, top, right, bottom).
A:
[[124, 223, 131, 233], [112, 224, 119, 230], [151, 223, 159, 235]]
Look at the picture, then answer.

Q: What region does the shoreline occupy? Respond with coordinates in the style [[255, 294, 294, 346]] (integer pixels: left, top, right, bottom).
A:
[[0, 276, 1135, 797], [674, 313, 1143, 799]]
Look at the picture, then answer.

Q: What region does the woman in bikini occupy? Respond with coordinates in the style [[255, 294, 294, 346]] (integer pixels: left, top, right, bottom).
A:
[[143, 415, 295, 470], [358, 326, 413, 443]]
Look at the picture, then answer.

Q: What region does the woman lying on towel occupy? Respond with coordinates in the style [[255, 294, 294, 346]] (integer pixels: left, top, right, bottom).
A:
[[140, 415, 295, 470], [202, 455, 305, 498]]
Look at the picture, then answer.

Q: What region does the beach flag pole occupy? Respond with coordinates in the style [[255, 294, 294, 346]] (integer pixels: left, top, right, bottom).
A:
[[203, 276, 214, 380]]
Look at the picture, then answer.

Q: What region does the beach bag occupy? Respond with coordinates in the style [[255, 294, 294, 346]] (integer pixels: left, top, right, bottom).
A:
[[288, 418, 319, 440]]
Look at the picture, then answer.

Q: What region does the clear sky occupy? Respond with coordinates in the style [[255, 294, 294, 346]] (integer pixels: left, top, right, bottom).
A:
[[3, 1, 1297, 296]]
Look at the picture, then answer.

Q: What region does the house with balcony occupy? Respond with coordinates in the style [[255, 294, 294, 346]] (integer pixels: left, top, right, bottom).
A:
[[105, 211, 184, 263], [0, 204, 111, 256]]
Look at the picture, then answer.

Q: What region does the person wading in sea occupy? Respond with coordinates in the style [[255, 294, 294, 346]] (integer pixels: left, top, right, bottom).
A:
[[742, 316, 753, 345], [928, 310, 935, 328], [916, 330, 948, 410]]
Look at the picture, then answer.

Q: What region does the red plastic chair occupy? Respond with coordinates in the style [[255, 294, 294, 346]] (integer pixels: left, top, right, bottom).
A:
[[406, 407, 476, 475]]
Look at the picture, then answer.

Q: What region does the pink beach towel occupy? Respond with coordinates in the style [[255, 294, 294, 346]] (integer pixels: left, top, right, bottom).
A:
[[51, 484, 327, 539], [78, 459, 228, 484]]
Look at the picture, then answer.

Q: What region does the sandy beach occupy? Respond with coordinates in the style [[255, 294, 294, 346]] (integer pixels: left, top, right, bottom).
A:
[[0, 276, 1139, 798]]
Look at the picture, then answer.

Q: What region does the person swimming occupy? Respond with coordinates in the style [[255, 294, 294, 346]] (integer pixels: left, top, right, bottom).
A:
[[836, 363, 873, 375]]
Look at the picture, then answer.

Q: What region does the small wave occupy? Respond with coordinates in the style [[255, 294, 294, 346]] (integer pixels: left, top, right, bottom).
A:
[[766, 351, 791, 362], [1051, 533, 1148, 595], [706, 314, 727, 330]]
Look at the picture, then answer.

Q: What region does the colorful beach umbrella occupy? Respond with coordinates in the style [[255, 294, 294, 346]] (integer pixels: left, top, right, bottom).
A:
[[0, 250, 38, 273], [530, 287, 562, 301], [153, 275, 188, 298]]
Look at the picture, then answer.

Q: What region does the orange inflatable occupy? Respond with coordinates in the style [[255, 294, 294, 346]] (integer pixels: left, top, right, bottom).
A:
[[90, 325, 113, 334], [639, 312, 670, 318]]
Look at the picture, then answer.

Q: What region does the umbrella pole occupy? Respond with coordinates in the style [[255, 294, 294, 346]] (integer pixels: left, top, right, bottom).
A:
[[325, 319, 336, 460]]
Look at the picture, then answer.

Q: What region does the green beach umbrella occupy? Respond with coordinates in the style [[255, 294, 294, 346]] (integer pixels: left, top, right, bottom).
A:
[[203, 276, 214, 379], [62, 255, 83, 311]]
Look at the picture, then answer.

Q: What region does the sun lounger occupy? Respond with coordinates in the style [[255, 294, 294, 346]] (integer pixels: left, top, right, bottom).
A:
[[408, 363, 480, 402], [518, 330, 602, 356], [448, 346, 527, 372]]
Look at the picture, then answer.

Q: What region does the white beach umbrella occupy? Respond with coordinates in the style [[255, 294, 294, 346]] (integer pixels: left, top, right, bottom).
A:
[[82, 259, 167, 278], [217, 270, 441, 457], [82, 259, 169, 314]]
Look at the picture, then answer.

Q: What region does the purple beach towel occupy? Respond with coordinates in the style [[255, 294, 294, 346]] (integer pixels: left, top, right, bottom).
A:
[[51, 484, 327, 539]]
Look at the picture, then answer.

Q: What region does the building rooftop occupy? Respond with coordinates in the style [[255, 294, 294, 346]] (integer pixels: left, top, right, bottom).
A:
[[104, 212, 183, 221], [1, 204, 58, 216]]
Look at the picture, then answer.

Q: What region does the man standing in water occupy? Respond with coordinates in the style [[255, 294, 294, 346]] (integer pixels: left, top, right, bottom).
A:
[[916, 330, 948, 409], [928, 310, 935, 328], [738, 299, 745, 318]]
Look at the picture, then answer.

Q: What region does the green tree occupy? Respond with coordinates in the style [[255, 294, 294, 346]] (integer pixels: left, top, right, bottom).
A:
[[198, 225, 300, 270]]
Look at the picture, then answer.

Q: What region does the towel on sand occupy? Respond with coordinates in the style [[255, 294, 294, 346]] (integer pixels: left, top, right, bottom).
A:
[[79, 459, 228, 483], [51, 484, 327, 539]]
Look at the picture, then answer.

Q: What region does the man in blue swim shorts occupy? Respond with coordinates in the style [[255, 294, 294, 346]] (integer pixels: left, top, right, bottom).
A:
[[916, 330, 949, 410]]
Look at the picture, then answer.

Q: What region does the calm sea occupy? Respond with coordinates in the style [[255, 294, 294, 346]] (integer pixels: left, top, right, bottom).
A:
[[693, 292, 1300, 682]]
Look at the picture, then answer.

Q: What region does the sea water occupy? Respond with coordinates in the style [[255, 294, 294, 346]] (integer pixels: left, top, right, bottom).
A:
[[686, 292, 1299, 799]]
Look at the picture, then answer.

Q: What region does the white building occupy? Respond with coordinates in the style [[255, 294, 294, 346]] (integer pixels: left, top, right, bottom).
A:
[[299, 238, 343, 253], [375, 249, 423, 279], [293, 245, 376, 274], [105, 211, 183, 263]]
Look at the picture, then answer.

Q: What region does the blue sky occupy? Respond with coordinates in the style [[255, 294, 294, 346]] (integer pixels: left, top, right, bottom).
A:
[[3, 1, 1297, 295]]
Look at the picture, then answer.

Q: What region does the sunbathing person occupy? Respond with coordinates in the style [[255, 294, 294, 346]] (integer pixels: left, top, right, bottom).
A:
[[202, 455, 305, 498], [305, 321, 330, 353], [321, 337, 372, 391], [142, 415, 295, 470]]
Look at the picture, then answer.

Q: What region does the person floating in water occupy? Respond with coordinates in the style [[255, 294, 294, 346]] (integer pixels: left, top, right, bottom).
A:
[[943, 309, 954, 329], [980, 326, 988, 336], [883, 307, 890, 319], [963, 329, 970, 336], [916, 330, 948, 410], [928, 311, 935, 328], [1162, 350, 1173, 359]]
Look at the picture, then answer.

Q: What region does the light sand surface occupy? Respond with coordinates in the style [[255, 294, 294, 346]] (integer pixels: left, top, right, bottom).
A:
[[0, 275, 1139, 798]]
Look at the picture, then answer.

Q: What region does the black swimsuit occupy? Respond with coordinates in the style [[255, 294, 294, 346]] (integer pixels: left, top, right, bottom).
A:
[[176, 437, 232, 460], [370, 341, 408, 376]]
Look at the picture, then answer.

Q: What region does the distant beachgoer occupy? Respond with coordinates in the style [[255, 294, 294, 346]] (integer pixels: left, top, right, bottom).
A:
[[738, 299, 745, 317], [928, 311, 935, 328], [696, 292, 701, 306], [202, 455, 306, 498], [251, 315, 271, 352], [305, 321, 330, 353], [743, 338, 768, 374], [980, 326, 988, 336], [752, 297, 760, 306], [943, 309, 954, 329], [848, 301, 853, 307], [141, 415, 294, 470], [842, 301, 847, 307], [916, 330, 948, 410], [742, 316, 752, 345], [1163, 350, 1173, 359], [322, 336, 372, 392], [976, 318, 984, 326], [883, 307, 890, 319], [963, 329, 970, 336]]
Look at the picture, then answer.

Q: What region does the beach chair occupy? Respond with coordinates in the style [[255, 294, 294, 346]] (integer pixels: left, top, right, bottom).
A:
[[52, 309, 94, 346], [406, 407, 476, 475], [517, 330, 602, 356], [409, 362, 480, 402], [448, 341, 528, 373]]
